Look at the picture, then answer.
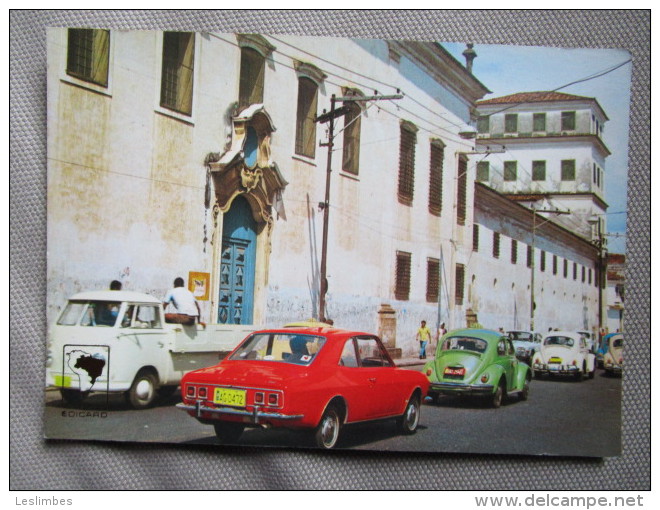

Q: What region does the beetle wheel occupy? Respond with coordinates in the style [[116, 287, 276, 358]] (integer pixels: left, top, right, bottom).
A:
[[213, 422, 245, 444], [315, 405, 341, 449], [519, 379, 530, 401], [491, 380, 505, 408], [397, 395, 421, 434]]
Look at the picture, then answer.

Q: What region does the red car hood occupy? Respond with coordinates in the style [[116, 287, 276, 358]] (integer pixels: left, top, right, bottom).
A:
[[184, 360, 309, 388]]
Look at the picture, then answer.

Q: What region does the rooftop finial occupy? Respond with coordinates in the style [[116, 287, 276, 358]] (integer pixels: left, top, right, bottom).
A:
[[463, 43, 477, 73]]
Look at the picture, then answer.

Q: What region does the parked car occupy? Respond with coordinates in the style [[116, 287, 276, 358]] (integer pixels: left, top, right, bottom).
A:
[[507, 330, 542, 365], [177, 327, 429, 449], [602, 333, 623, 376], [596, 332, 616, 368], [578, 330, 596, 353], [45, 290, 255, 408], [532, 331, 596, 380], [423, 329, 531, 408]]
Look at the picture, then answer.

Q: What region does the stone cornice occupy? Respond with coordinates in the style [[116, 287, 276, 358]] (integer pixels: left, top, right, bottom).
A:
[[477, 133, 611, 158], [388, 40, 491, 105]]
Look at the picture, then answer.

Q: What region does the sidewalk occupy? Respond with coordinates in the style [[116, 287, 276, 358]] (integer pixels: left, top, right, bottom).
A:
[[394, 356, 427, 369]]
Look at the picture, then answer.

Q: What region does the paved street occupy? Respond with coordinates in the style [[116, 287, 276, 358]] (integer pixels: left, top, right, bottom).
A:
[[44, 366, 621, 457]]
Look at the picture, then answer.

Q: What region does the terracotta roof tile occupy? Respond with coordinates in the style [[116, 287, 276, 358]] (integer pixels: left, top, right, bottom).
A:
[[477, 91, 595, 105]]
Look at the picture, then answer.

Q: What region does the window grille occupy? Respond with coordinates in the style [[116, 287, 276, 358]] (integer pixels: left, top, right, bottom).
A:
[[428, 141, 444, 215], [533, 113, 546, 132], [561, 111, 576, 131], [532, 161, 546, 181], [160, 32, 195, 116], [511, 239, 518, 264], [504, 161, 517, 181], [476, 161, 489, 182], [426, 258, 440, 303], [395, 251, 412, 301], [456, 156, 467, 225], [561, 160, 576, 181], [493, 232, 500, 259], [67, 28, 110, 87], [397, 124, 417, 205], [455, 264, 465, 306], [477, 116, 489, 134], [505, 114, 518, 133]]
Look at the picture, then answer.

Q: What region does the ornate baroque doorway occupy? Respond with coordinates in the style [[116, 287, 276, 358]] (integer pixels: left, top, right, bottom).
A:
[[218, 196, 257, 324]]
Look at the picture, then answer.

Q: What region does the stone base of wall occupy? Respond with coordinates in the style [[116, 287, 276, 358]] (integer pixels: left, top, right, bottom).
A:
[[387, 347, 402, 359]]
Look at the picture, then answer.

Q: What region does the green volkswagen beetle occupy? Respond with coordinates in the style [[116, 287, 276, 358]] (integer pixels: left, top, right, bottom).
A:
[[423, 328, 532, 408]]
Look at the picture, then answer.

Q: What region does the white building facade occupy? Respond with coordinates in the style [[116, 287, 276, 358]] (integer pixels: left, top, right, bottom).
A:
[[47, 29, 492, 356]]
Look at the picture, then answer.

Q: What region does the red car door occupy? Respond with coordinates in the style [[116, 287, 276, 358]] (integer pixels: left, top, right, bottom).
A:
[[354, 337, 403, 418]]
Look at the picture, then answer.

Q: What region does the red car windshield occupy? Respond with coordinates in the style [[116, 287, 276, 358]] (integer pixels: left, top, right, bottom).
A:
[[229, 333, 326, 365]]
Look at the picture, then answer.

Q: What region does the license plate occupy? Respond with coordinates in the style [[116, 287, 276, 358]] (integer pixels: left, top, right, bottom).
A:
[[549, 357, 562, 364], [444, 367, 465, 376], [213, 388, 246, 407]]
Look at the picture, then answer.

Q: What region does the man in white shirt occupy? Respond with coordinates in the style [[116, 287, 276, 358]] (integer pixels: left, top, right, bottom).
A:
[[163, 277, 202, 326]]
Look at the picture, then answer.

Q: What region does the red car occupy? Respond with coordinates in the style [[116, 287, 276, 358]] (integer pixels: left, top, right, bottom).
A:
[[177, 327, 428, 449]]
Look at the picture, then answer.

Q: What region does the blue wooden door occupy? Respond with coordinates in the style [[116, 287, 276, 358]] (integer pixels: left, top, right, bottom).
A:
[[218, 196, 257, 324]]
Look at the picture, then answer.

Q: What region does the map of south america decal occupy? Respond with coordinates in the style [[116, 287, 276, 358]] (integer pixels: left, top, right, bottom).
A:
[[64, 347, 109, 392]]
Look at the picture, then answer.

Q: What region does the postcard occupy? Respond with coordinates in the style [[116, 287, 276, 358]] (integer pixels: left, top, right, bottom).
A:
[[44, 28, 630, 456]]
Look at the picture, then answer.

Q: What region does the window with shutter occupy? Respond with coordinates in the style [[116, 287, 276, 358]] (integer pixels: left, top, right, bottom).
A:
[[398, 123, 417, 205], [428, 141, 444, 215], [294, 77, 318, 158], [238, 47, 265, 108], [561, 160, 576, 181], [476, 161, 489, 182], [456, 156, 467, 225], [67, 28, 110, 87], [395, 251, 412, 301], [341, 101, 361, 175], [504, 161, 517, 181], [493, 232, 500, 259], [426, 258, 440, 303], [455, 263, 465, 306], [160, 32, 195, 116]]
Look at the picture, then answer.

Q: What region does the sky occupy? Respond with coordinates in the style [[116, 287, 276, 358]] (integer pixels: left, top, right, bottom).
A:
[[443, 42, 632, 254]]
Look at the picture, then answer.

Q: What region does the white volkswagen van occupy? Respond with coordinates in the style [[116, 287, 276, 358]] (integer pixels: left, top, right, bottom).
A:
[[45, 290, 255, 408]]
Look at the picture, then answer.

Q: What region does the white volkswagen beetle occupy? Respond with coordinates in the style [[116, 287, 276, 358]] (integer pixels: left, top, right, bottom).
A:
[[532, 331, 596, 381], [602, 333, 623, 375]]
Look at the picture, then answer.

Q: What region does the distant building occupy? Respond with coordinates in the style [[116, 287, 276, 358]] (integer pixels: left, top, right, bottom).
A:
[[474, 91, 610, 241], [473, 90, 611, 333], [606, 253, 625, 332]]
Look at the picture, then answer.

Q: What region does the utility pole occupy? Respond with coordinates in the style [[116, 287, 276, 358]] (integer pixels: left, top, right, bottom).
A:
[[530, 207, 570, 331], [315, 92, 402, 322], [588, 216, 607, 335]]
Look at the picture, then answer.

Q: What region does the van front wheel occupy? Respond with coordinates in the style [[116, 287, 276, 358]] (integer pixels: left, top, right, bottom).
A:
[[126, 371, 158, 409]]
